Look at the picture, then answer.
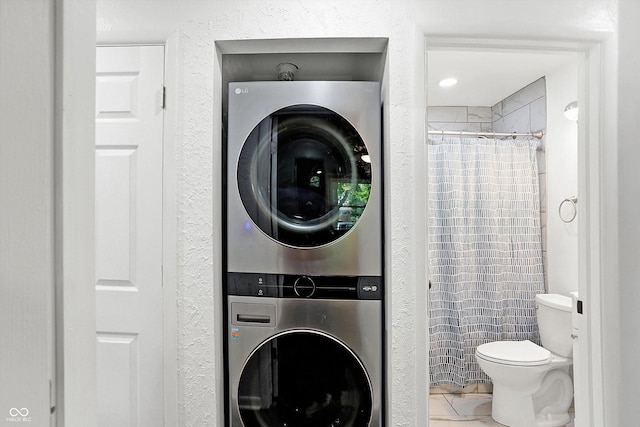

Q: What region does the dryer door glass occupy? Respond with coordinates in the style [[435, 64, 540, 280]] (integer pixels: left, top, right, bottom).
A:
[[237, 105, 372, 248], [237, 331, 372, 427]]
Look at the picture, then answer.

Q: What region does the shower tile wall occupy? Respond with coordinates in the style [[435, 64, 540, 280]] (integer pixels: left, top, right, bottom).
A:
[[427, 76, 549, 291], [427, 106, 493, 133]]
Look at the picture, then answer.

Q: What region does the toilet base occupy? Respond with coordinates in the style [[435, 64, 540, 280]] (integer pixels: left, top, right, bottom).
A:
[[536, 412, 571, 427], [492, 409, 570, 427], [492, 385, 537, 427], [491, 370, 573, 427]]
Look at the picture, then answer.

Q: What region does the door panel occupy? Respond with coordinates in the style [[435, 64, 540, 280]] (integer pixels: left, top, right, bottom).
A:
[[96, 333, 139, 427], [95, 45, 165, 427], [95, 147, 137, 286]]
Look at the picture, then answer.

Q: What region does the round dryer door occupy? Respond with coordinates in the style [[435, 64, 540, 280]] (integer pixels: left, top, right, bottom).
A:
[[237, 330, 373, 427], [237, 104, 372, 248]]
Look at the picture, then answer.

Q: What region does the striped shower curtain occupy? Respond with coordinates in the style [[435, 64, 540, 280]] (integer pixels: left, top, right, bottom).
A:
[[427, 137, 545, 387]]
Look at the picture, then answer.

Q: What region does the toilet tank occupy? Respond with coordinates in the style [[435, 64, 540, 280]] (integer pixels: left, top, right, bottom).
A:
[[535, 293, 573, 357]]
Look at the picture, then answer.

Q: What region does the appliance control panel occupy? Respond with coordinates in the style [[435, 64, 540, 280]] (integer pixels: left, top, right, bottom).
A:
[[226, 272, 382, 300]]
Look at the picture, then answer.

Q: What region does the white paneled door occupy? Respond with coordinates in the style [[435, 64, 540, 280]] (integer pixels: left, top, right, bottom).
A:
[[95, 45, 165, 427]]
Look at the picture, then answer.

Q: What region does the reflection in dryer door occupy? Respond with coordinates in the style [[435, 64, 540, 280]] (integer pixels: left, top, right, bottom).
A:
[[236, 105, 372, 248], [238, 341, 274, 411]]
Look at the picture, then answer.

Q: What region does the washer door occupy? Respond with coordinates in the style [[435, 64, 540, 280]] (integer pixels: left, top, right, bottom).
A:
[[237, 330, 372, 427], [237, 104, 372, 248]]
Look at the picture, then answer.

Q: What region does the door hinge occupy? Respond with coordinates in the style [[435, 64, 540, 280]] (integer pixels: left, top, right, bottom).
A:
[[50, 379, 56, 415], [161, 85, 167, 110]]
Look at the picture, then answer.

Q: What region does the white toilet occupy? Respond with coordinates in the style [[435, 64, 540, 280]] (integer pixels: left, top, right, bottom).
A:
[[475, 293, 574, 427]]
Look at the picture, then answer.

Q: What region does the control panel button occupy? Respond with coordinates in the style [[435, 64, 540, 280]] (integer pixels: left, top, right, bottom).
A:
[[293, 276, 316, 298]]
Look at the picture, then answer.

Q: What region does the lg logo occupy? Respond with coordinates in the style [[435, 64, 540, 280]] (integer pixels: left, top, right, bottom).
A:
[[6, 407, 31, 423], [234, 87, 249, 95]]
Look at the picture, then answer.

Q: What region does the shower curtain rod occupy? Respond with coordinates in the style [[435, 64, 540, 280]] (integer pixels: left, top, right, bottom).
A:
[[428, 130, 544, 140]]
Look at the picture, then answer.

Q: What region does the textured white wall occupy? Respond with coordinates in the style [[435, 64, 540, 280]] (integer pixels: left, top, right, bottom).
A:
[[96, 1, 618, 425]]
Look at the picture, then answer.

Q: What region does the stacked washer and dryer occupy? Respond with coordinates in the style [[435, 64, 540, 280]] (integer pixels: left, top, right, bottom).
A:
[[225, 81, 384, 427]]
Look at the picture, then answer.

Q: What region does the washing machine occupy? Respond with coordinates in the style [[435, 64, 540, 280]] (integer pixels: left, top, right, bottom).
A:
[[227, 273, 383, 427], [225, 81, 384, 426], [226, 81, 382, 276]]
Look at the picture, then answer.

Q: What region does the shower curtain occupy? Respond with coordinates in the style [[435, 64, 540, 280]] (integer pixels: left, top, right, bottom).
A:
[[428, 137, 545, 387]]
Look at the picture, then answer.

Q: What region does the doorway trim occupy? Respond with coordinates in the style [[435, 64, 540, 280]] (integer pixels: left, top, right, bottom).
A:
[[55, 1, 97, 425], [423, 35, 607, 426], [161, 33, 179, 427]]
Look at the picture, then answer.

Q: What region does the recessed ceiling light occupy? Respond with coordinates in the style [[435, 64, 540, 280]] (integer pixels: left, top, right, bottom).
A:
[[438, 77, 458, 88]]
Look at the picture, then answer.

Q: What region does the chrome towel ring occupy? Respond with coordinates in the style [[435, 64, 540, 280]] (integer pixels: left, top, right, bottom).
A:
[[559, 196, 578, 223]]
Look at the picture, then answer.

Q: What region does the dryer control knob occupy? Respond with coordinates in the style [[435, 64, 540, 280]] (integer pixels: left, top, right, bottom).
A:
[[293, 276, 316, 298]]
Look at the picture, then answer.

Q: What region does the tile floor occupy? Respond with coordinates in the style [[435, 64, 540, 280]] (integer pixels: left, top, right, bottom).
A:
[[429, 393, 502, 426], [428, 393, 575, 426]]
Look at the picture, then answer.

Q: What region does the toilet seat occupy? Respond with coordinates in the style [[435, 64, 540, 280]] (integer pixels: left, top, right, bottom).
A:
[[476, 340, 551, 366]]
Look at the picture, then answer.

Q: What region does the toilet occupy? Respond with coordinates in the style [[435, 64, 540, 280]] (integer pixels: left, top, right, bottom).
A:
[[475, 294, 574, 427]]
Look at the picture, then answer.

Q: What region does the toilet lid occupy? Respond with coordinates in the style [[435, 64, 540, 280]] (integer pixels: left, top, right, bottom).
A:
[[476, 340, 551, 366]]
